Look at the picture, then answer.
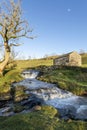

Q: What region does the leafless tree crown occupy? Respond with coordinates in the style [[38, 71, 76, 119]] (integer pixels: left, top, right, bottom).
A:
[[0, 0, 33, 45]]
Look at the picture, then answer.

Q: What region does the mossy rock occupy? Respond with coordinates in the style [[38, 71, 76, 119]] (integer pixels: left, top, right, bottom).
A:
[[11, 85, 26, 92], [11, 85, 28, 102], [14, 93, 29, 102], [41, 105, 59, 118], [0, 92, 11, 100]]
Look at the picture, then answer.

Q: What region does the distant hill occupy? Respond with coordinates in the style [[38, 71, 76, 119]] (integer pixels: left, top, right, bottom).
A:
[[42, 55, 59, 60]]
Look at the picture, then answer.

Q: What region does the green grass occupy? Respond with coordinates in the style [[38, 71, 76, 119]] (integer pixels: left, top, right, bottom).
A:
[[0, 106, 87, 130], [38, 66, 87, 95], [15, 59, 53, 70], [0, 69, 23, 92]]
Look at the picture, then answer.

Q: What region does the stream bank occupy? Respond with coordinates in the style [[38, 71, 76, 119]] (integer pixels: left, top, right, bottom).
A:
[[0, 69, 87, 120]]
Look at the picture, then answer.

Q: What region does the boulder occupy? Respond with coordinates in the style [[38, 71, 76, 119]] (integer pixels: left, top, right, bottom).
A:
[[32, 105, 41, 111], [41, 105, 59, 118], [0, 92, 12, 101], [11, 85, 28, 102]]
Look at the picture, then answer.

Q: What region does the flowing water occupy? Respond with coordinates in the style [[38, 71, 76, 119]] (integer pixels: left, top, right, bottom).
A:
[[0, 70, 87, 120], [17, 70, 87, 120]]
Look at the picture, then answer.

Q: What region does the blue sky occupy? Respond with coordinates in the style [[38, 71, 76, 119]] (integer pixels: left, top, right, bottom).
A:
[[2, 0, 87, 59]]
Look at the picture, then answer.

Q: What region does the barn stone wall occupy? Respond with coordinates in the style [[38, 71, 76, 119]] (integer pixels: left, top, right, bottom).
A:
[[53, 51, 81, 66]]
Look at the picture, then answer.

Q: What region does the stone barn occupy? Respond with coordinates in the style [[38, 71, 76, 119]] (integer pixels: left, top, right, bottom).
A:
[[53, 51, 82, 66]]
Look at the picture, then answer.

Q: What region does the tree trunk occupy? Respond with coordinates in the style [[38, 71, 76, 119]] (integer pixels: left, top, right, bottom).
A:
[[0, 42, 10, 75]]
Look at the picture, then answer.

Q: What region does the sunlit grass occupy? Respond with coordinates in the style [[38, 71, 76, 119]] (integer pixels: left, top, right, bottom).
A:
[[38, 66, 87, 95], [15, 59, 53, 70], [0, 59, 52, 93], [82, 64, 87, 68]]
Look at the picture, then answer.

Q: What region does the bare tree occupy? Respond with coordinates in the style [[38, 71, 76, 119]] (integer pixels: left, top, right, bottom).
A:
[[0, 0, 33, 75]]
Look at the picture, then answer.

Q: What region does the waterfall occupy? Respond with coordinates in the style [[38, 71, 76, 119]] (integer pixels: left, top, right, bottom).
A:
[[21, 70, 39, 79]]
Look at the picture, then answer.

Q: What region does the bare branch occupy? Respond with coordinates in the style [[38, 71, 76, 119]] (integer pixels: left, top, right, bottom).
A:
[[0, 0, 34, 43], [10, 43, 23, 47], [25, 36, 36, 39]]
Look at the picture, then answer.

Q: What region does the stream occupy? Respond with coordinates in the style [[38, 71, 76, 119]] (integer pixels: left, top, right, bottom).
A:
[[0, 70, 87, 120]]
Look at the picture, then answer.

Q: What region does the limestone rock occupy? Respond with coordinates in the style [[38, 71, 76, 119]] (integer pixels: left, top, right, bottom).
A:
[[11, 85, 28, 102], [0, 92, 11, 101], [32, 105, 41, 111]]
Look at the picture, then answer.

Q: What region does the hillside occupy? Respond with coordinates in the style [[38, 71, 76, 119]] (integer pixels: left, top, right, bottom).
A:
[[0, 56, 87, 130], [81, 53, 87, 65]]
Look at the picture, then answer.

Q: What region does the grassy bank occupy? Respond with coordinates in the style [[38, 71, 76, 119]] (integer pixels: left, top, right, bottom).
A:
[[0, 55, 87, 96], [0, 59, 52, 92], [0, 106, 87, 130], [38, 66, 87, 95]]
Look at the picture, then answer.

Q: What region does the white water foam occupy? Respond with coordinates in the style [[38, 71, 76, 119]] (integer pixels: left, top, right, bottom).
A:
[[21, 70, 39, 79]]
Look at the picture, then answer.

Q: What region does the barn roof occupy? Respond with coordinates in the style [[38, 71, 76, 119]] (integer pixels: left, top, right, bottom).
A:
[[54, 51, 79, 60]]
